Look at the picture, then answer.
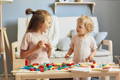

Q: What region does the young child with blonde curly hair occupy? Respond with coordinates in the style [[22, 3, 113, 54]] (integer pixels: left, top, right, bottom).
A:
[[65, 16, 97, 80]]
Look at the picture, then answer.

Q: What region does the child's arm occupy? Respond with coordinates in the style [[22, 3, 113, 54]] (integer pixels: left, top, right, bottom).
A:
[[45, 43, 52, 58], [20, 41, 45, 58], [65, 48, 74, 58], [86, 37, 97, 62], [65, 36, 75, 58], [88, 49, 97, 61], [20, 47, 38, 58]]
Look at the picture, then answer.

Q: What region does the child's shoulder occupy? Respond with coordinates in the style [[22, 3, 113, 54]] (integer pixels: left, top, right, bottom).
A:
[[24, 32, 33, 38], [25, 32, 32, 35], [87, 34, 94, 38], [87, 34, 95, 41], [72, 35, 78, 39]]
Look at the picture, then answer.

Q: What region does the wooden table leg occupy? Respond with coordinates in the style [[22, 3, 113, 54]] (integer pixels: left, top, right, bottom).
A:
[[116, 73, 120, 80], [101, 76, 110, 80], [15, 75, 21, 80], [105, 76, 110, 80]]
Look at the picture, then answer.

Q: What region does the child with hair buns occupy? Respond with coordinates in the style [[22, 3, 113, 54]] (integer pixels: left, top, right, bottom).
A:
[[20, 8, 52, 80], [20, 8, 52, 66]]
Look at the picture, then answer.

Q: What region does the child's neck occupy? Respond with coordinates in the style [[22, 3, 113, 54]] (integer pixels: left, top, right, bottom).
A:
[[78, 34, 88, 38], [36, 30, 42, 34], [30, 29, 43, 34]]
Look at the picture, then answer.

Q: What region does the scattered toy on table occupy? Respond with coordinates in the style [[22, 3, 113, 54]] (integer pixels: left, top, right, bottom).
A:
[[101, 64, 111, 71], [21, 60, 112, 72], [25, 59, 29, 66], [21, 62, 75, 72]]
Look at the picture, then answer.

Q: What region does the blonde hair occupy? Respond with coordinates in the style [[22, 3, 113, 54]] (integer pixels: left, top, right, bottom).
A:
[[77, 16, 94, 33]]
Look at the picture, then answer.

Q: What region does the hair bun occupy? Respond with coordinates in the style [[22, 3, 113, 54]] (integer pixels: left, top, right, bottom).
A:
[[25, 8, 34, 15]]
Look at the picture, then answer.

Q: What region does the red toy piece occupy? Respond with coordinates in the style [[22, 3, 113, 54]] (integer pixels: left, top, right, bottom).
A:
[[71, 62, 75, 65], [66, 63, 74, 66], [92, 60, 96, 64], [51, 63, 57, 66], [40, 68, 44, 72], [29, 68, 35, 71], [52, 68, 55, 70], [66, 64, 71, 66], [91, 65, 95, 68], [39, 65, 44, 68], [32, 63, 39, 66], [46, 64, 50, 67], [64, 68, 69, 70], [25, 59, 29, 66], [39, 65, 44, 72]]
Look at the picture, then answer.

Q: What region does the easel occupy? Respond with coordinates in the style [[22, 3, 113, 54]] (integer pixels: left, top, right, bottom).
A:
[[0, 0, 11, 80], [0, 27, 11, 80]]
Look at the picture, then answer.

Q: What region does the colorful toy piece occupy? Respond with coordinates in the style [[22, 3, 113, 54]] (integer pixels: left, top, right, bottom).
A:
[[40, 68, 44, 72], [66, 63, 74, 66], [92, 60, 96, 64], [32, 63, 39, 66], [80, 64, 89, 67], [29, 68, 35, 71], [91, 65, 95, 68], [25, 59, 29, 66], [102, 64, 111, 69], [39, 65, 44, 68]]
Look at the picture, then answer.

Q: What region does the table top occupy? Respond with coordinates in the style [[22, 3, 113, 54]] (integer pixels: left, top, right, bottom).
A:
[[12, 70, 120, 79], [12, 64, 120, 78]]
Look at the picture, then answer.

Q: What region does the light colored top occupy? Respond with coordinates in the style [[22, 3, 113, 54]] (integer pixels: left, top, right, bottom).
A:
[[71, 34, 97, 63], [20, 32, 49, 65]]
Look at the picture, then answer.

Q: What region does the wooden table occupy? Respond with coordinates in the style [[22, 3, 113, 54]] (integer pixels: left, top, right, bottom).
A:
[[12, 69, 120, 80]]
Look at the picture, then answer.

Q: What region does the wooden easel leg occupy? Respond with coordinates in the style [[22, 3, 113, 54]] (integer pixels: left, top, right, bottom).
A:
[[0, 28, 9, 80], [2, 53, 9, 80], [3, 29, 12, 64], [3, 30, 10, 51]]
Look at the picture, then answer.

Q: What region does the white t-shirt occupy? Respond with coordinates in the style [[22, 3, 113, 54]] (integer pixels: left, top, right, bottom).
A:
[[70, 34, 97, 63]]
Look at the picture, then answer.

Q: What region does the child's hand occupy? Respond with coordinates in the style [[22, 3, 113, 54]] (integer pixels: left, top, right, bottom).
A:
[[36, 41, 46, 49], [65, 54, 70, 58], [45, 43, 52, 52], [86, 55, 94, 62]]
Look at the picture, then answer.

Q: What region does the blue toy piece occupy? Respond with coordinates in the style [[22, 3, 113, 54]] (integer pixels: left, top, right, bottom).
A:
[[35, 69, 40, 71], [20, 66, 32, 70]]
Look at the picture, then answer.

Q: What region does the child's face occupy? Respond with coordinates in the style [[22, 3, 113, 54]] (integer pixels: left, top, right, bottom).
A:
[[40, 16, 52, 33], [76, 21, 87, 36]]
